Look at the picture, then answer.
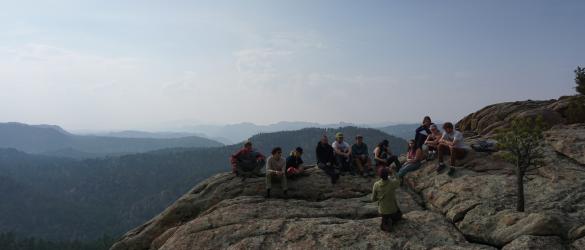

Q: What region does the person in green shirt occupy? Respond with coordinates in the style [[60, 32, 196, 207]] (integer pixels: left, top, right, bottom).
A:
[[371, 168, 402, 232]]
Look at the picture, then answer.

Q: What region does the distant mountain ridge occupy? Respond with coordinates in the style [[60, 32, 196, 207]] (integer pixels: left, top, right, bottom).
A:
[[181, 121, 376, 143], [0, 126, 406, 241], [0, 122, 224, 159]]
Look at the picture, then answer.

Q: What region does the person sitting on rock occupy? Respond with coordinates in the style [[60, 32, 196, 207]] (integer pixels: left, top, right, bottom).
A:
[[332, 132, 354, 175], [415, 116, 434, 149], [265, 147, 287, 198], [398, 140, 425, 179], [373, 139, 402, 174], [286, 147, 306, 178], [230, 141, 265, 178], [351, 135, 374, 177], [424, 124, 442, 160], [372, 168, 402, 232], [437, 122, 468, 172], [316, 135, 340, 184]]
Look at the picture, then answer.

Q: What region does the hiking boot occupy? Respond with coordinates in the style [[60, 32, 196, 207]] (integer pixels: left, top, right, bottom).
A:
[[436, 163, 446, 173]]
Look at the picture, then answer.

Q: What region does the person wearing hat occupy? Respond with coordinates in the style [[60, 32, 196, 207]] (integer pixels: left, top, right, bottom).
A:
[[371, 168, 402, 232], [332, 132, 354, 175], [230, 141, 266, 178], [351, 135, 374, 177], [286, 147, 306, 177]]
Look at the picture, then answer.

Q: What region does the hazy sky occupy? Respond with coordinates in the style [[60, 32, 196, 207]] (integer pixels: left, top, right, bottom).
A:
[[1, 0, 584, 131]]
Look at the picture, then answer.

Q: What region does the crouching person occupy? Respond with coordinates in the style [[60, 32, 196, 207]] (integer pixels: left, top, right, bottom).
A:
[[372, 168, 402, 232], [265, 147, 287, 198], [230, 141, 265, 178], [286, 147, 306, 178]]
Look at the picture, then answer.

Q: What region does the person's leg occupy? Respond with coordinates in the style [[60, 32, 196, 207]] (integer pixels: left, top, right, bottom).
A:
[[389, 155, 401, 171], [281, 174, 288, 196], [319, 163, 336, 184], [450, 148, 467, 166], [438, 144, 450, 164], [265, 172, 272, 190], [354, 158, 364, 175], [381, 214, 392, 232], [390, 210, 403, 223], [398, 161, 422, 177], [265, 172, 272, 198]]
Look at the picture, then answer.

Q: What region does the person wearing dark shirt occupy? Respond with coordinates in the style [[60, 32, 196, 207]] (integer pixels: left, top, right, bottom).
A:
[[414, 116, 433, 149], [351, 135, 374, 177], [230, 141, 265, 177], [373, 139, 402, 175], [316, 135, 340, 184], [286, 147, 305, 177]]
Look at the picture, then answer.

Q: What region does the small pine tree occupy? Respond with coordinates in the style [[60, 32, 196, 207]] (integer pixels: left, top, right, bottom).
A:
[[496, 116, 545, 212], [576, 66, 585, 95]]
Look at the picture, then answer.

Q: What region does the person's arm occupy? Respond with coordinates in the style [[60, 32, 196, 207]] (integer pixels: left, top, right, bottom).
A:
[[415, 149, 424, 162], [371, 184, 378, 202], [451, 132, 464, 148], [406, 151, 414, 162], [230, 149, 243, 171], [415, 125, 425, 134], [425, 134, 434, 144], [316, 145, 323, 163], [265, 158, 278, 174], [346, 143, 352, 157], [439, 133, 451, 146], [373, 147, 387, 163]]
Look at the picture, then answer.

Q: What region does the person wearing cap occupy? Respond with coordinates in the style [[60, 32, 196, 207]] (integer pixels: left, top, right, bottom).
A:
[[230, 141, 266, 178], [332, 132, 354, 175], [372, 168, 402, 232], [286, 147, 306, 177], [316, 135, 340, 184], [265, 147, 287, 198], [351, 135, 374, 177]]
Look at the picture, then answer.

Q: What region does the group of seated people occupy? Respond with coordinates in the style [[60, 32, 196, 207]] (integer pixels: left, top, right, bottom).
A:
[[373, 116, 470, 232], [229, 116, 469, 200]]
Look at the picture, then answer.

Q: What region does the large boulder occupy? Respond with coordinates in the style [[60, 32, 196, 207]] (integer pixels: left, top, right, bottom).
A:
[[456, 96, 585, 136]]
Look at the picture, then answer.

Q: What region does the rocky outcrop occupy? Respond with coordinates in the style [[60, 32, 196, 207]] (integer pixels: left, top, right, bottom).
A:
[[402, 134, 585, 248], [456, 95, 583, 136], [113, 96, 585, 250], [111, 167, 497, 250]]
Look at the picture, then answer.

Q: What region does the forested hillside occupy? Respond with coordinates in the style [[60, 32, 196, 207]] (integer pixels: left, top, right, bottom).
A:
[[0, 127, 406, 241]]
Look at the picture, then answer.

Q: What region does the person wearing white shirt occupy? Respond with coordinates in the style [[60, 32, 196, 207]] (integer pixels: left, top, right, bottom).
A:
[[437, 122, 468, 172], [332, 132, 354, 175]]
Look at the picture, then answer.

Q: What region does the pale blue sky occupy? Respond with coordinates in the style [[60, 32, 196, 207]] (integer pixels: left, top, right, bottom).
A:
[[0, 0, 583, 130]]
